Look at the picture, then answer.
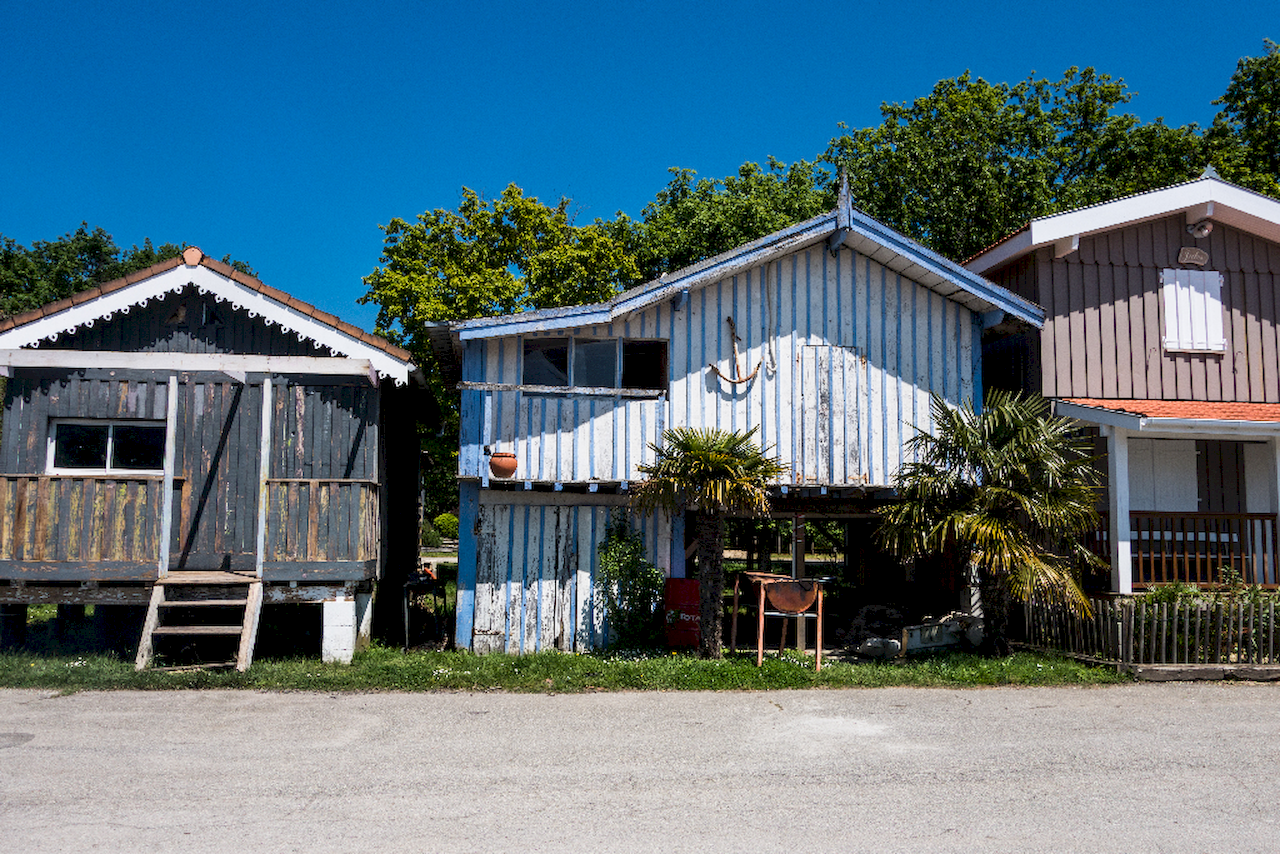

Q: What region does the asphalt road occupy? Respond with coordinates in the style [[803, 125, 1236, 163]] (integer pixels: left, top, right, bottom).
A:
[[2, 684, 1278, 853]]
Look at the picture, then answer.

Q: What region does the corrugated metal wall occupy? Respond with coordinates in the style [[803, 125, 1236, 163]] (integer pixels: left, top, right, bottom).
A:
[[994, 214, 1280, 402], [460, 243, 979, 488], [469, 494, 672, 654]]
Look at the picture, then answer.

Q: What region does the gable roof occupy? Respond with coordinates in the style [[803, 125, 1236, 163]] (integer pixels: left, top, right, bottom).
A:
[[0, 247, 419, 385], [452, 190, 1044, 342], [966, 175, 1280, 275]]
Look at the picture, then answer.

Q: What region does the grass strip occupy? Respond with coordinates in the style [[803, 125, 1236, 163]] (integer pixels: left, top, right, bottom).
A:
[[0, 646, 1129, 693]]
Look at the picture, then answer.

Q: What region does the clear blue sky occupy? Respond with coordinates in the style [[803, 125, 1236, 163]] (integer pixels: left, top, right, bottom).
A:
[[1, 1, 1273, 332]]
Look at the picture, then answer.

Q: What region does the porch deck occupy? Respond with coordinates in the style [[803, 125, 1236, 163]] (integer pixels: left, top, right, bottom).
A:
[[0, 474, 379, 583], [1090, 511, 1280, 588]]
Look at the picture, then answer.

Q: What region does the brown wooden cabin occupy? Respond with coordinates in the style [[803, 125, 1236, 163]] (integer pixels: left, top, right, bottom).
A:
[[969, 173, 1280, 593], [0, 247, 421, 666]]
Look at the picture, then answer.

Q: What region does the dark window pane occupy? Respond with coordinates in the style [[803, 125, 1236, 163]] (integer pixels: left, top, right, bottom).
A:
[[622, 340, 668, 389], [54, 424, 109, 469], [112, 425, 166, 470], [523, 338, 569, 386], [574, 339, 618, 388]]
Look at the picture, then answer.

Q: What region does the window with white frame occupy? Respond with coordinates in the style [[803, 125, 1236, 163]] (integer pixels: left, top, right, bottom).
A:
[[1162, 268, 1226, 353], [47, 421, 166, 474], [521, 337, 667, 390]]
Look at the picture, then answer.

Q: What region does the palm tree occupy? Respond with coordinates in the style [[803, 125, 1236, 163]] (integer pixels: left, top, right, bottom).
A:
[[634, 427, 786, 658], [878, 391, 1103, 654]]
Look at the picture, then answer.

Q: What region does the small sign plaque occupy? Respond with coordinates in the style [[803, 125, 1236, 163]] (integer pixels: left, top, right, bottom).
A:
[[1178, 246, 1210, 267]]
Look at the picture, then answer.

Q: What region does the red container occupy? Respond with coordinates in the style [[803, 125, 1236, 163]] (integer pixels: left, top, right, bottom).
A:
[[665, 578, 701, 648]]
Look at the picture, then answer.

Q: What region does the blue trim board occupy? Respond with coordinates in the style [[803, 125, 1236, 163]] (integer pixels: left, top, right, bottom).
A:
[[454, 481, 480, 650]]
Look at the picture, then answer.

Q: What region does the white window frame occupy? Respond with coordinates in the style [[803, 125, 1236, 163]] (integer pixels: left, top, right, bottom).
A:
[[520, 336, 668, 391], [46, 419, 167, 476], [1161, 268, 1226, 353]]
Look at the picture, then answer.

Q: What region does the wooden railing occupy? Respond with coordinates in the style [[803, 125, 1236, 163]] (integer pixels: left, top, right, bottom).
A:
[[0, 475, 165, 565], [1022, 596, 1280, 666], [1131, 512, 1279, 588], [263, 479, 379, 563], [1084, 512, 1279, 588]]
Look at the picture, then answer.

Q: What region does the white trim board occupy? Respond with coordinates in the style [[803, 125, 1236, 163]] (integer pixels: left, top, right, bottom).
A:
[[0, 265, 415, 385], [0, 349, 380, 382], [967, 177, 1280, 274]]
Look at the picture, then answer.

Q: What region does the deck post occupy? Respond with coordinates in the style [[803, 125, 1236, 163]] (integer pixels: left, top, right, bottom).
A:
[[1105, 425, 1133, 594], [792, 513, 806, 650], [255, 376, 273, 579], [1271, 437, 1280, 585], [158, 374, 179, 579]]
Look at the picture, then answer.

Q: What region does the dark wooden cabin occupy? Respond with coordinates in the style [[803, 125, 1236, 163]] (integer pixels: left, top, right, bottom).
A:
[[0, 247, 421, 667]]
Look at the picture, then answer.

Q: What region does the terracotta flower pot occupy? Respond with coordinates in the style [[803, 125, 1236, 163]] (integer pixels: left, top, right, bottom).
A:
[[489, 451, 518, 479]]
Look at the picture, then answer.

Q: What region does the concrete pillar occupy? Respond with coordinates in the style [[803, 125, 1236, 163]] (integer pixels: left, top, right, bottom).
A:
[[322, 597, 358, 664], [1105, 426, 1133, 594], [355, 592, 373, 654]]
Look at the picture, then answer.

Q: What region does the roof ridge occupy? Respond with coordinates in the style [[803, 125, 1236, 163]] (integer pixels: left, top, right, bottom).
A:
[[0, 248, 413, 364]]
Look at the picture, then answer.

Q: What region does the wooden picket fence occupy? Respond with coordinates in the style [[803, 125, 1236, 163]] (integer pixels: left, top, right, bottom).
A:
[[1020, 596, 1280, 666]]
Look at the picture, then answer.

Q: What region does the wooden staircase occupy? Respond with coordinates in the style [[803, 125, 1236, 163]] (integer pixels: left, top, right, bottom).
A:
[[135, 572, 264, 672]]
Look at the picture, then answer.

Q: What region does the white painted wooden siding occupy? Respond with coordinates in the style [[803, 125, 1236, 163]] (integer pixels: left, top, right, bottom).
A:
[[471, 496, 671, 653], [460, 244, 977, 488]]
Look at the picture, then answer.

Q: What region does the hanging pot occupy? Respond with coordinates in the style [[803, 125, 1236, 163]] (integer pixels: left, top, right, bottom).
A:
[[489, 451, 518, 479]]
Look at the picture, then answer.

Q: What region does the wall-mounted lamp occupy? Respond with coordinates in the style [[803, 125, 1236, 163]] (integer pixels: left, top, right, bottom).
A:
[[671, 289, 689, 312], [1187, 220, 1213, 239]]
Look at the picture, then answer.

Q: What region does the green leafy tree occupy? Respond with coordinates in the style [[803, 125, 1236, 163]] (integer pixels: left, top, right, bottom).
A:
[[878, 392, 1103, 654], [633, 427, 786, 658], [825, 68, 1206, 261], [360, 183, 643, 515], [631, 158, 834, 279], [0, 225, 255, 319], [1208, 39, 1280, 197]]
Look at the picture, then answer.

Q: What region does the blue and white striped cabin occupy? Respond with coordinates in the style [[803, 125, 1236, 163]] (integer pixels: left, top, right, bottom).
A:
[[444, 192, 1044, 653]]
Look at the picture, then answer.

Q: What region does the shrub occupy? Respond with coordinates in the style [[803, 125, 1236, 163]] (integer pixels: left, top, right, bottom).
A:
[[596, 513, 665, 648], [433, 512, 459, 540], [421, 520, 443, 549]]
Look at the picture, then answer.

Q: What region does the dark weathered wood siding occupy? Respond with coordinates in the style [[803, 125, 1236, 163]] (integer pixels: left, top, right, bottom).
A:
[[987, 214, 1280, 401], [0, 284, 385, 581]]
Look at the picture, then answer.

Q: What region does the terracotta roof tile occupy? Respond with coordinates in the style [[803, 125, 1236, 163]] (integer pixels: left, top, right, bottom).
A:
[[200, 257, 236, 278], [1062, 398, 1280, 423], [42, 297, 76, 316]]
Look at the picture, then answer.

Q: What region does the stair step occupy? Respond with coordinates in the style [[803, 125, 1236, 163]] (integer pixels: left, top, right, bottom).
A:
[[158, 599, 249, 608], [150, 663, 238, 673], [161, 571, 257, 585], [151, 625, 245, 636]]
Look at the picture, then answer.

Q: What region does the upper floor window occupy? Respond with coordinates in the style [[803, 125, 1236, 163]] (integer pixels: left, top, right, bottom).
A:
[[522, 337, 667, 390], [1162, 269, 1226, 353], [47, 420, 166, 474]]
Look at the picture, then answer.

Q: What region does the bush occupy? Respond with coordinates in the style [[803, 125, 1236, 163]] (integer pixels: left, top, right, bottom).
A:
[[433, 512, 459, 540], [596, 513, 665, 648], [421, 521, 443, 549]]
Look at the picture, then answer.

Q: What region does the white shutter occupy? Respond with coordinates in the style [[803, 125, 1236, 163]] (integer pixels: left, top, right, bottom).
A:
[[1162, 269, 1225, 352]]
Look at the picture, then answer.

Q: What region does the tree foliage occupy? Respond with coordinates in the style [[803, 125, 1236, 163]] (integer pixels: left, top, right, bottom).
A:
[[1207, 39, 1280, 197], [0, 224, 255, 319], [878, 392, 1103, 653], [633, 427, 786, 658], [826, 67, 1206, 261], [630, 158, 834, 279]]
